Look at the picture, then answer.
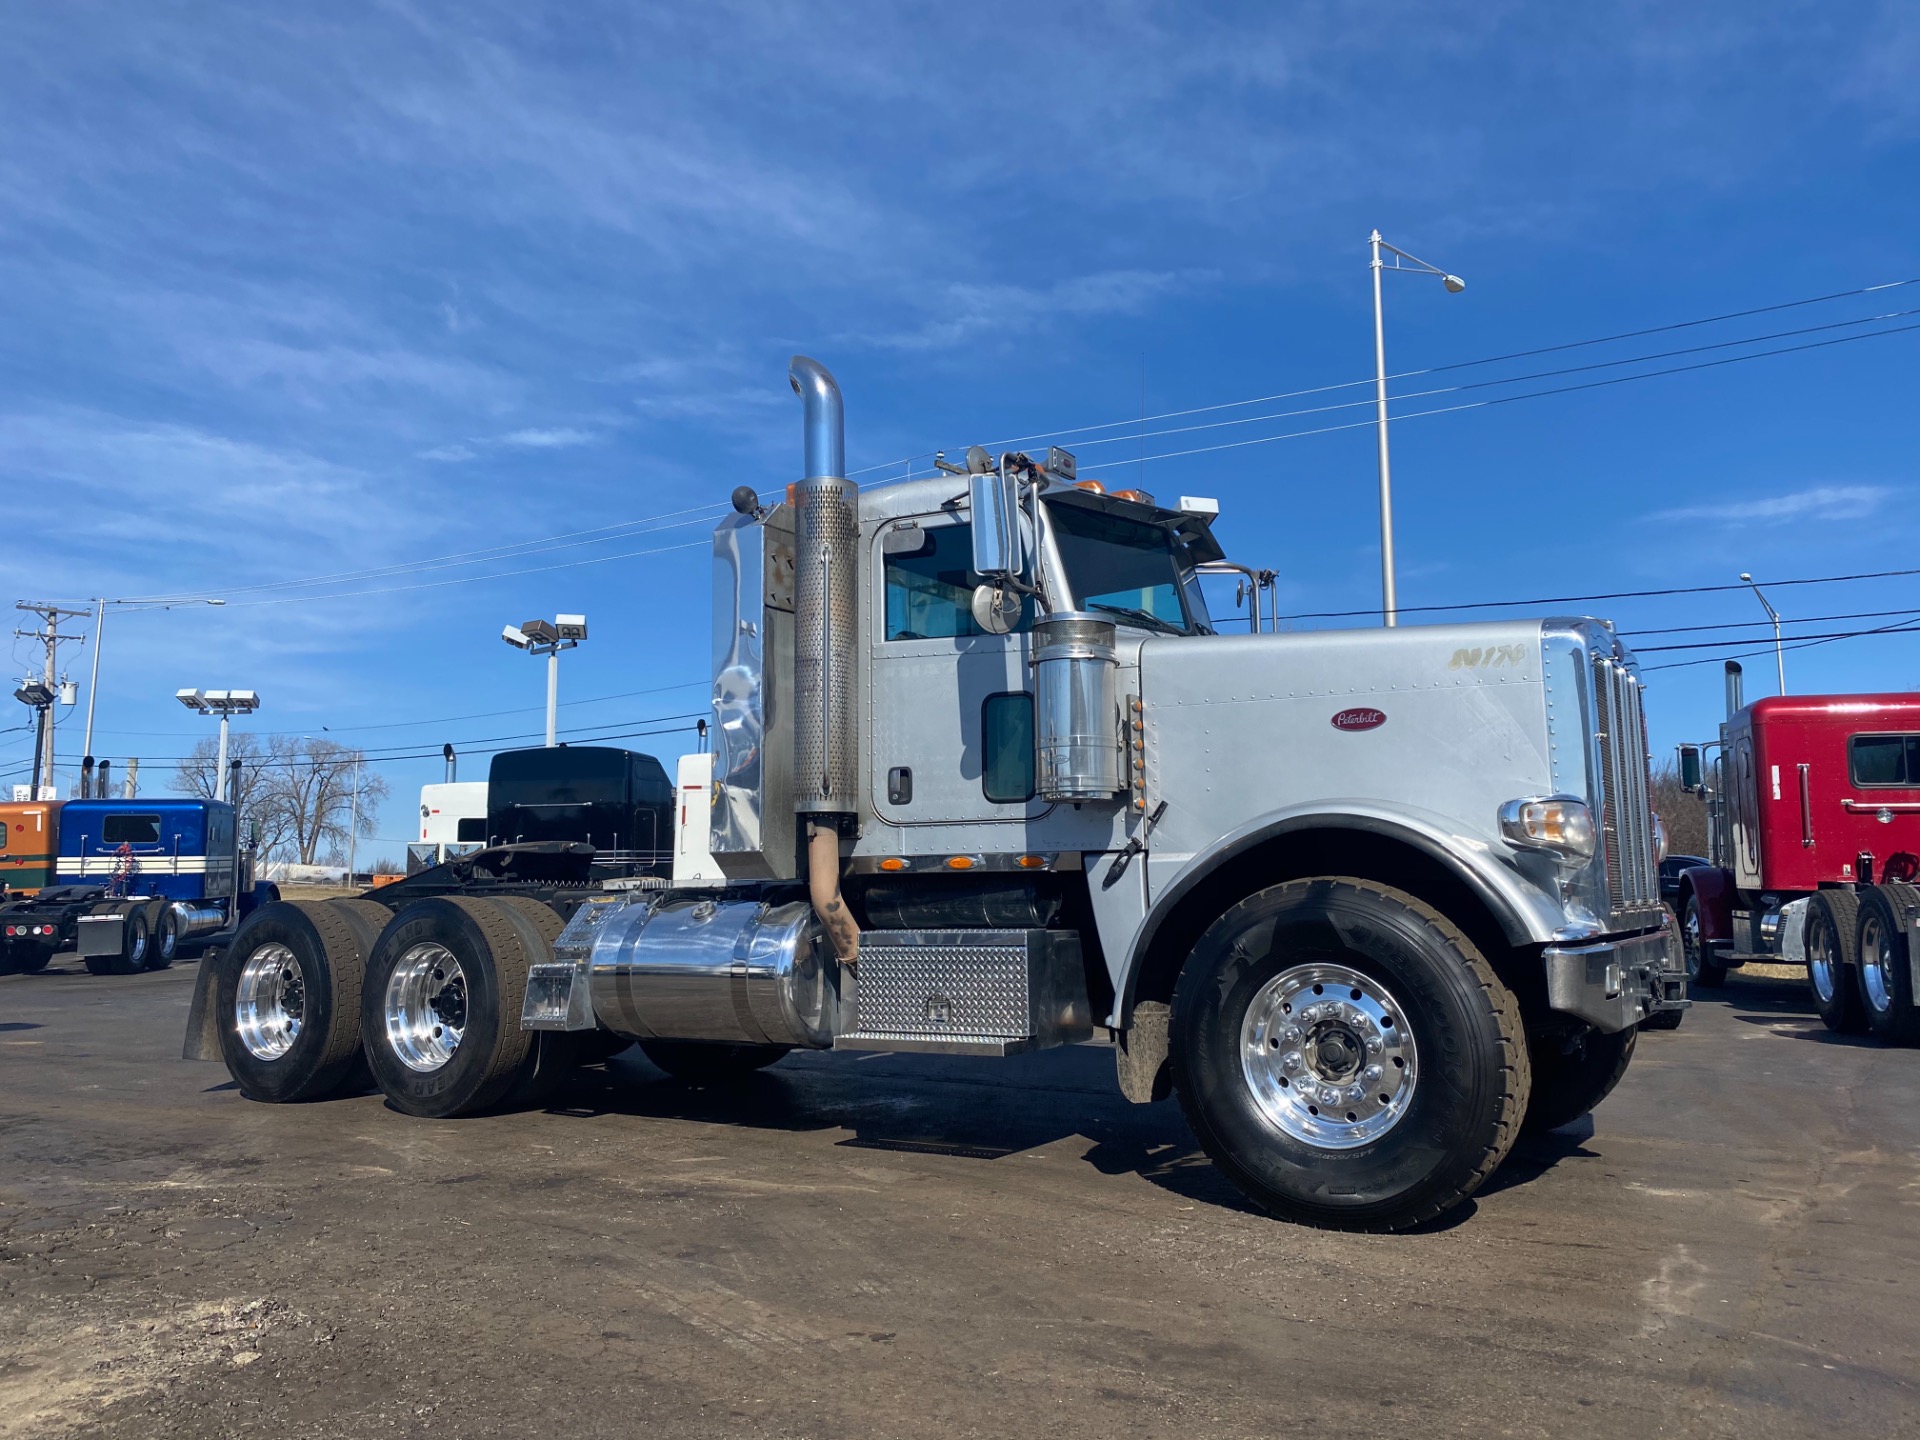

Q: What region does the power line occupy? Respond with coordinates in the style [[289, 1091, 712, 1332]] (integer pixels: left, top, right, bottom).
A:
[[76, 280, 1920, 614], [1621, 607, 1920, 640], [850, 275, 1920, 475], [87, 680, 709, 740], [1279, 565, 1920, 623], [1123, 317, 1920, 468], [1642, 616, 1920, 672], [1059, 304, 1920, 455]]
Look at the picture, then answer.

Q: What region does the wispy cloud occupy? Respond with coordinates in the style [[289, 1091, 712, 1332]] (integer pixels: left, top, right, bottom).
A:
[[419, 426, 602, 461], [498, 427, 595, 449], [858, 268, 1212, 351], [1652, 485, 1895, 526]]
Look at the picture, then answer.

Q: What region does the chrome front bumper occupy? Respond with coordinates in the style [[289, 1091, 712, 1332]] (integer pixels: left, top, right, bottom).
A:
[[1544, 926, 1683, 1034]]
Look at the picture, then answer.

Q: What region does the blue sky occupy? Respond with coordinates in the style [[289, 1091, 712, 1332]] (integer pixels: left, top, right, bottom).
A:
[[2, 1, 1916, 862]]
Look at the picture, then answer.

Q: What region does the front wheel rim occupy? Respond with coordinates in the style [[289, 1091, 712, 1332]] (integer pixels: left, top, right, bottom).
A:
[[1240, 962, 1418, 1150], [1860, 913, 1896, 1013], [235, 942, 304, 1060], [1682, 903, 1703, 980], [384, 942, 469, 1073]]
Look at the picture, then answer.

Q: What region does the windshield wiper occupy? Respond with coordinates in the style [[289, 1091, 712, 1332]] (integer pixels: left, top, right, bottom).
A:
[[1085, 602, 1185, 635]]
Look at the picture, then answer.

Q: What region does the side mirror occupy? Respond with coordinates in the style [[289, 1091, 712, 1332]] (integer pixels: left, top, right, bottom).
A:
[[970, 584, 1022, 636], [969, 468, 1020, 580], [1677, 744, 1704, 795]]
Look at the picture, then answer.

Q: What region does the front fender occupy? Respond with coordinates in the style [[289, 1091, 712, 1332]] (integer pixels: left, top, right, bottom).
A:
[[1678, 865, 1735, 942], [1117, 802, 1578, 1018]]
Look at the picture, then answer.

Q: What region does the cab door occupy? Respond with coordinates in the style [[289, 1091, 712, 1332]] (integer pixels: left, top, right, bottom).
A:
[[866, 512, 1043, 832]]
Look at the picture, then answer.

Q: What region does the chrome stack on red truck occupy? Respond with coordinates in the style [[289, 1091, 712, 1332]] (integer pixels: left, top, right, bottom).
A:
[[1670, 660, 1920, 1043]]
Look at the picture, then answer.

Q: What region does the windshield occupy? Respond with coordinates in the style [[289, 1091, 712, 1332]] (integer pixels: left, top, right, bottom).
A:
[[1046, 499, 1206, 634]]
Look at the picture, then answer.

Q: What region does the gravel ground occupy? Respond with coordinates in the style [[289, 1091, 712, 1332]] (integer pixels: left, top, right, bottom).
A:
[[1, 956, 1915, 1439]]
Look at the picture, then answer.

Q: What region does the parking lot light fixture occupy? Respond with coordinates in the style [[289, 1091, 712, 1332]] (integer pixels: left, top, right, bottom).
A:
[[178, 688, 262, 801], [502, 614, 587, 746]]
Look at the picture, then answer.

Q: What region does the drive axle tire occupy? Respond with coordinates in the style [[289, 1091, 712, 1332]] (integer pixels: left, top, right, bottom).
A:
[[1807, 890, 1866, 1034], [143, 900, 175, 971], [90, 906, 152, 976], [360, 897, 548, 1118], [1856, 885, 1920, 1046], [639, 1040, 790, 1081], [1522, 1025, 1637, 1134], [1169, 877, 1530, 1232], [216, 901, 374, 1103], [17, 943, 53, 974]]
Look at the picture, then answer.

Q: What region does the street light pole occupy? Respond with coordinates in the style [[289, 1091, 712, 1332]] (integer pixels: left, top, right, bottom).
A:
[[1740, 573, 1786, 695], [1368, 230, 1466, 628], [546, 648, 560, 747]]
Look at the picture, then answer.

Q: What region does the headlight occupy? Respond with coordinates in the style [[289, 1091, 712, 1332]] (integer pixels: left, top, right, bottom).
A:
[[1652, 811, 1668, 864], [1499, 796, 1597, 862]]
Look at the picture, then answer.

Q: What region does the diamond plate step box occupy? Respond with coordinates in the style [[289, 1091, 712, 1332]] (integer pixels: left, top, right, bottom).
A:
[[837, 928, 1092, 1056]]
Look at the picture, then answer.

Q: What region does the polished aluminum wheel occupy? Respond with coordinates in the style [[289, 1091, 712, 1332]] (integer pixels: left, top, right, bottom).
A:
[[235, 942, 303, 1061], [384, 942, 468, 1073], [1860, 909, 1896, 1015], [1241, 962, 1418, 1150], [1808, 906, 1842, 1005], [1681, 901, 1703, 981]]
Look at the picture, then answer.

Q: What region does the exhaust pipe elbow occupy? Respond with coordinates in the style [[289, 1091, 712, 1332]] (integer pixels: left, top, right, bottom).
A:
[[789, 356, 844, 481], [808, 823, 860, 964]]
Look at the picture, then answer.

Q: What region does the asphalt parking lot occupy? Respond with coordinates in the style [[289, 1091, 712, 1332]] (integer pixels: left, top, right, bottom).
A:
[[2, 956, 1915, 1440]]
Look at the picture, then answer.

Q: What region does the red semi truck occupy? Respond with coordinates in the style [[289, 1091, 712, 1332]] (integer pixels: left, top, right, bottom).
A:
[[1673, 665, 1920, 1043]]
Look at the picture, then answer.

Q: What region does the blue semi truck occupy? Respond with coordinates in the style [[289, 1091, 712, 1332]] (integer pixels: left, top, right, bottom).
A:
[[0, 797, 276, 974]]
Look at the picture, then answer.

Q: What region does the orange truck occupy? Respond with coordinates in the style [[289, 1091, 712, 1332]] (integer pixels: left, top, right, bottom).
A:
[[0, 801, 60, 897]]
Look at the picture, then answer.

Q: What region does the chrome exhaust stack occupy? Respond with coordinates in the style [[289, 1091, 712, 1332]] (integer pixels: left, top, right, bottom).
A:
[[788, 356, 860, 963]]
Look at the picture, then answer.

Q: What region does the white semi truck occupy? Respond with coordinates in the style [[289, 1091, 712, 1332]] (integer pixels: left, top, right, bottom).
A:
[[186, 357, 1681, 1231]]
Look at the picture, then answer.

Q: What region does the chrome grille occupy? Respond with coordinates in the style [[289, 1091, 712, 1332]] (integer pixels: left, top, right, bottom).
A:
[[1593, 656, 1661, 923]]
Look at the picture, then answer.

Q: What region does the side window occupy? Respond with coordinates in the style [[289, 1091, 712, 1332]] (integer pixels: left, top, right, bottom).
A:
[[982, 693, 1036, 803], [1850, 733, 1920, 787], [884, 522, 1032, 641]]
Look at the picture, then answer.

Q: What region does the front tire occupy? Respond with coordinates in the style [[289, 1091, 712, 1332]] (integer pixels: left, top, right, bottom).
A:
[[1169, 877, 1529, 1231], [216, 901, 373, 1102], [1679, 895, 1726, 987], [1523, 1025, 1637, 1133], [1807, 890, 1865, 1034], [1856, 885, 1920, 1045]]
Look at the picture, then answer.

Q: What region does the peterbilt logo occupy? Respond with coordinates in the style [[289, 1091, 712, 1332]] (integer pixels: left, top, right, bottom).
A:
[[1331, 708, 1387, 732]]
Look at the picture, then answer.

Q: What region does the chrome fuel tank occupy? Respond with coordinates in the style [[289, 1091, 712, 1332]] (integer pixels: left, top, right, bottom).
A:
[[587, 896, 839, 1048]]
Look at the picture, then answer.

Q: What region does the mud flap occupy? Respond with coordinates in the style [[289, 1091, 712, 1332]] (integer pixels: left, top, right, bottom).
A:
[[181, 945, 224, 1061], [1116, 999, 1173, 1103]]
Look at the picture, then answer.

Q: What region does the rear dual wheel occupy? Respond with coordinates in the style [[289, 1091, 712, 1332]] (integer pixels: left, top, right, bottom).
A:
[[217, 901, 379, 1102], [359, 896, 573, 1118], [1807, 890, 1866, 1034], [84, 906, 151, 976], [1856, 885, 1920, 1046]]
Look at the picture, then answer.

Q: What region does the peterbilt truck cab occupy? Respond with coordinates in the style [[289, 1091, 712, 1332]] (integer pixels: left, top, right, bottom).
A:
[[1674, 676, 1920, 1044], [192, 355, 1679, 1232]]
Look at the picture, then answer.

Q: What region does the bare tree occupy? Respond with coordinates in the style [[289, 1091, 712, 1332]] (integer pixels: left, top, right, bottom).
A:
[[171, 734, 387, 865], [267, 737, 389, 866], [1651, 759, 1709, 860], [171, 733, 295, 860]]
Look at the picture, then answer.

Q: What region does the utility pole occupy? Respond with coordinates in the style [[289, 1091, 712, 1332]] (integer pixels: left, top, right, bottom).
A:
[[13, 601, 88, 798], [347, 751, 362, 883]]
